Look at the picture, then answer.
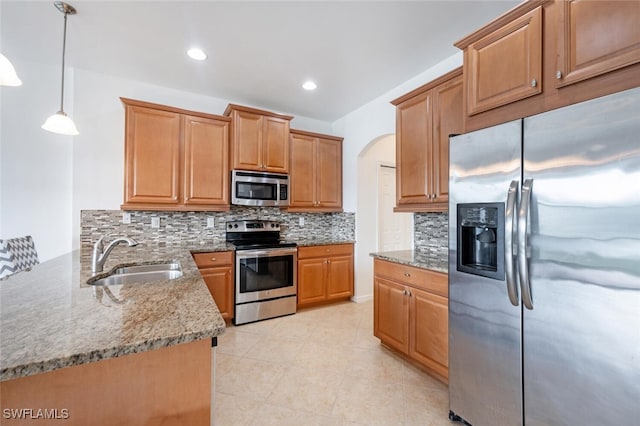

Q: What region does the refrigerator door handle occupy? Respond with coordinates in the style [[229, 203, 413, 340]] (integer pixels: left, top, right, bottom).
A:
[[518, 178, 534, 310], [505, 180, 520, 306]]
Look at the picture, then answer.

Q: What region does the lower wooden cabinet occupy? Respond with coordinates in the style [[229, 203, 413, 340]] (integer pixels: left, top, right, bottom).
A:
[[373, 258, 448, 383], [297, 244, 354, 307], [192, 251, 234, 321]]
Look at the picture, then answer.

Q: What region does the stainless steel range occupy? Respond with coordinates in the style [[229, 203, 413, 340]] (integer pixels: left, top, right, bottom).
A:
[[226, 220, 297, 325]]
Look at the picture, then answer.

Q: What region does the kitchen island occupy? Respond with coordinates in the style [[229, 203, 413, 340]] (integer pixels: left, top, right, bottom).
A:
[[0, 243, 228, 425]]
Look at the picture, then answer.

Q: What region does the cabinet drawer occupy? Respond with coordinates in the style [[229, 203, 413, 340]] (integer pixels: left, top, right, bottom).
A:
[[192, 251, 234, 268], [298, 243, 353, 259], [374, 259, 447, 298]]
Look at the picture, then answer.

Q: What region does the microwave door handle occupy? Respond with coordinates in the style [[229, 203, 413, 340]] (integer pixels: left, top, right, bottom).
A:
[[505, 180, 520, 306], [518, 178, 534, 310]]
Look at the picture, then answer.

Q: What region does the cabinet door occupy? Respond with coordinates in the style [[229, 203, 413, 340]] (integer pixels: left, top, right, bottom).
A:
[[396, 91, 431, 206], [232, 110, 262, 171], [200, 266, 234, 320], [374, 277, 409, 354], [431, 74, 463, 205], [289, 132, 316, 208], [409, 287, 448, 380], [466, 6, 543, 115], [316, 138, 342, 210], [326, 255, 353, 300], [262, 116, 289, 173], [183, 115, 229, 206], [297, 258, 326, 306], [124, 106, 181, 205], [556, 0, 640, 88]]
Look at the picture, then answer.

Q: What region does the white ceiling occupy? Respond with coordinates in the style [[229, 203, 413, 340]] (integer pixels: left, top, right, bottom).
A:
[[2, 1, 519, 122]]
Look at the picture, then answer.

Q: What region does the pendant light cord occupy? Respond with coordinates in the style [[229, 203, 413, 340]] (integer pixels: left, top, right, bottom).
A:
[[59, 11, 68, 112]]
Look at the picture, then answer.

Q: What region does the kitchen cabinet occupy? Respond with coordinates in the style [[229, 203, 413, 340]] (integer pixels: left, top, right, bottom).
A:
[[456, 0, 640, 132], [192, 251, 234, 321], [224, 104, 294, 173], [297, 243, 353, 307], [121, 98, 230, 211], [373, 258, 448, 383], [288, 129, 343, 212], [391, 67, 463, 212]]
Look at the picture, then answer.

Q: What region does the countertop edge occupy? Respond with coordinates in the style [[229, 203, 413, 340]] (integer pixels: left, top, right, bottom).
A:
[[370, 250, 448, 274]]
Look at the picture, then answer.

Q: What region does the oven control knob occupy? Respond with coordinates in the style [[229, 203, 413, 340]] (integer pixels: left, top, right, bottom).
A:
[[234, 224, 239, 228], [228, 224, 232, 229], [271, 223, 275, 228]]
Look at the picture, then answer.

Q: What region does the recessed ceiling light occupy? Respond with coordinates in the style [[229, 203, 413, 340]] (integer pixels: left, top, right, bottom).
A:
[[302, 81, 317, 91], [187, 48, 207, 61]]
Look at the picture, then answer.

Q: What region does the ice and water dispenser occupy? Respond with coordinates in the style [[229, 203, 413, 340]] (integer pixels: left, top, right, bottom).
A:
[[456, 203, 505, 280]]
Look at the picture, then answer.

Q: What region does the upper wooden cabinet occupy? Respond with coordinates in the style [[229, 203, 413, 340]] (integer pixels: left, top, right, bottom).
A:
[[121, 98, 231, 211], [456, 0, 640, 132], [288, 129, 343, 212], [224, 104, 294, 173], [391, 68, 463, 212], [555, 0, 640, 88], [465, 6, 543, 115]]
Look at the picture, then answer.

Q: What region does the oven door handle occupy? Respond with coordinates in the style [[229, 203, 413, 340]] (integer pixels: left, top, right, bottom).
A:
[[236, 248, 298, 258]]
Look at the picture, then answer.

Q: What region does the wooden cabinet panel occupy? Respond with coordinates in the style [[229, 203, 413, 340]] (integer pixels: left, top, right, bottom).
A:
[[297, 243, 353, 308], [121, 98, 231, 211], [317, 138, 342, 209], [409, 287, 448, 380], [232, 110, 263, 171], [183, 115, 229, 206], [374, 277, 410, 354], [288, 129, 343, 212], [326, 255, 354, 299], [395, 91, 431, 206], [373, 258, 448, 383], [263, 117, 289, 173], [125, 105, 181, 205], [225, 104, 293, 173], [200, 266, 234, 320], [193, 251, 234, 321], [392, 68, 462, 212], [289, 132, 316, 208], [432, 75, 463, 204], [297, 258, 326, 305], [556, 0, 640, 87], [466, 6, 543, 115]]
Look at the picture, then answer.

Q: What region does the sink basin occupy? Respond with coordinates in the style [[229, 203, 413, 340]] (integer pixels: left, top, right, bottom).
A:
[[87, 262, 183, 286]]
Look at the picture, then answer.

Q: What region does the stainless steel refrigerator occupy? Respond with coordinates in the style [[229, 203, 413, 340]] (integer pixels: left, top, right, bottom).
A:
[[448, 87, 640, 426]]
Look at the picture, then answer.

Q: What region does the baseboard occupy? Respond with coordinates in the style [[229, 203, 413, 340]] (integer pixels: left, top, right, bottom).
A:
[[351, 294, 373, 303]]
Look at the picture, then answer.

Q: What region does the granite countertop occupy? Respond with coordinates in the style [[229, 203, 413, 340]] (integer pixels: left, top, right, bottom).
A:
[[294, 238, 355, 247], [0, 242, 230, 382], [370, 250, 448, 274]]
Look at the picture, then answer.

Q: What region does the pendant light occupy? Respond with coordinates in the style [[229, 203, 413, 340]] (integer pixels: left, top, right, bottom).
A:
[[42, 1, 79, 136], [0, 53, 22, 86]]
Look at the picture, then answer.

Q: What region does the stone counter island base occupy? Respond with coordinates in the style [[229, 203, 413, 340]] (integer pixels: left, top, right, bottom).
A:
[[1, 339, 212, 425], [0, 246, 227, 425]]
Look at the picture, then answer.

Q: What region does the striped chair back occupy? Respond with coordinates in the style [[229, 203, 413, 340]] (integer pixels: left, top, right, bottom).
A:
[[0, 236, 39, 279], [0, 239, 17, 279]]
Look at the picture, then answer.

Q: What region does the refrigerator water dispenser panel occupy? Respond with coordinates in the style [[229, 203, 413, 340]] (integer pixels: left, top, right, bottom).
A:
[[457, 202, 505, 280]]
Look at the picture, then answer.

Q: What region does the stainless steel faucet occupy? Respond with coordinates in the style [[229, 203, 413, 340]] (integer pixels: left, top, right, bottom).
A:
[[91, 235, 138, 274]]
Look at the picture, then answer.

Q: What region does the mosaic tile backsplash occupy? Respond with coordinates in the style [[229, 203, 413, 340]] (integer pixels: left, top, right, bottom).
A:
[[81, 208, 355, 249], [414, 212, 448, 259]]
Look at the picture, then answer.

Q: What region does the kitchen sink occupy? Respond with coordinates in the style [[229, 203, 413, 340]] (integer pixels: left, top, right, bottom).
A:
[[87, 261, 183, 286]]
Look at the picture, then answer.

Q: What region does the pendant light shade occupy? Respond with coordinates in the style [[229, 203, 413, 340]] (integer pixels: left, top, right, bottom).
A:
[[0, 53, 22, 86], [42, 1, 79, 136]]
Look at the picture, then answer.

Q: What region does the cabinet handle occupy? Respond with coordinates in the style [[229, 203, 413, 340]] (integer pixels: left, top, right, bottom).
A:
[[404, 272, 411, 277], [408, 290, 412, 297], [556, 70, 562, 80], [531, 79, 538, 88], [327, 260, 331, 264], [210, 257, 217, 261], [403, 289, 408, 296]]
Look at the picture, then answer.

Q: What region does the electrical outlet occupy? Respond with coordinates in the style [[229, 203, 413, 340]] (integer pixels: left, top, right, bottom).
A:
[[151, 217, 160, 228], [299, 217, 305, 226], [207, 217, 215, 228], [122, 212, 131, 224]]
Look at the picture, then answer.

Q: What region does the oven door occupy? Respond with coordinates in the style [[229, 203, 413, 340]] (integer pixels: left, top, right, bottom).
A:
[[235, 247, 297, 304]]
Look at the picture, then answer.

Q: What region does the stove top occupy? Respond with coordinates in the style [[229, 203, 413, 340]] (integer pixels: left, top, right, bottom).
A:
[[226, 220, 296, 250], [230, 241, 297, 251]]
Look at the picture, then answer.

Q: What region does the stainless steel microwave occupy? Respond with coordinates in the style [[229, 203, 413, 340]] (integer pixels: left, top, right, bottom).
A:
[[231, 170, 290, 207]]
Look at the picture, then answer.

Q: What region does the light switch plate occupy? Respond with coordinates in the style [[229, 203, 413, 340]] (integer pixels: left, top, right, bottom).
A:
[[299, 217, 305, 226], [151, 217, 160, 228], [122, 212, 131, 224], [207, 217, 215, 228]]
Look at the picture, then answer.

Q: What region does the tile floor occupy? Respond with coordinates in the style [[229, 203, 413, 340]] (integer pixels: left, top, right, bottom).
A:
[[214, 300, 451, 426]]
